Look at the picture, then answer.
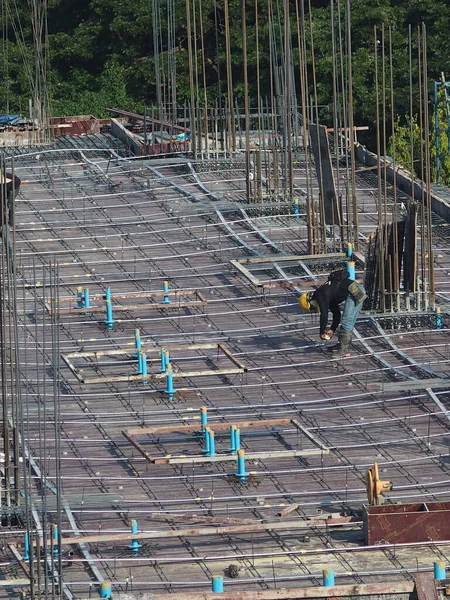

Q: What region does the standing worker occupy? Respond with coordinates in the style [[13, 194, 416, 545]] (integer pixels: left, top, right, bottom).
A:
[[1, 170, 21, 226], [1, 170, 21, 269], [299, 268, 367, 357]]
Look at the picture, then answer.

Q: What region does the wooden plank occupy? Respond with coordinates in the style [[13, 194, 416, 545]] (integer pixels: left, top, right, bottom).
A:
[[122, 431, 149, 459], [237, 253, 344, 264], [278, 503, 300, 517], [8, 544, 30, 578], [150, 582, 415, 600], [153, 448, 328, 465], [82, 366, 244, 385], [229, 259, 262, 286], [148, 513, 260, 526], [63, 343, 218, 359], [326, 126, 370, 132], [380, 378, 450, 392], [218, 343, 248, 371], [124, 418, 291, 436], [54, 518, 348, 545], [55, 299, 207, 314], [413, 572, 438, 600], [353, 250, 366, 265], [59, 289, 202, 304], [0, 578, 30, 588], [291, 418, 329, 451]]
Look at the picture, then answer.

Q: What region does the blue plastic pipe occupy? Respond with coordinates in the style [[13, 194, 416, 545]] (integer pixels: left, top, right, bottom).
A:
[[52, 525, 58, 557], [163, 280, 170, 304], [200, 406, 208, 429], [134, 329, 141, 354], [105, 288, 114, 329], [140, 352, 148, 384], [347, 242, 353, 258], [76, 286, 83, 308], [229, 426, 236, 453], [212, 576, 224, 593], [323, 569, 335, 586], [207, 429, 216, 457], [203, 427, 211, 455], [160, 348, 167, 373], [234, 427, 241, 453], [165, 364, 175, 399], [128, 519, 142, 555], [346, 261, 356, 280], [229, 426, 240, 454], [83, 288, 90, 309], [100, 582, 112, 598], [434, 561, 446, 580], [23, 533, 30, 561], [235, 449, 249, 483]]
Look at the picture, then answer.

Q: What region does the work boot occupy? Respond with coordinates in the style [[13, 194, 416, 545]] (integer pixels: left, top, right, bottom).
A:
[[334, 330, 352, 357], [329, 340, 341, 353], [329, 331, 344, 353]]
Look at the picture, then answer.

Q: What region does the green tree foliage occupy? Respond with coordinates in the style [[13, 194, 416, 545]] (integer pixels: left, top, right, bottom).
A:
[[1, 0, 450, 158], [389, 96, 450, 186]]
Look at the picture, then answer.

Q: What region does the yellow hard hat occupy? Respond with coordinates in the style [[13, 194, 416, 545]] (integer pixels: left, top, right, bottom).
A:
[[299, 291, 314, 311]]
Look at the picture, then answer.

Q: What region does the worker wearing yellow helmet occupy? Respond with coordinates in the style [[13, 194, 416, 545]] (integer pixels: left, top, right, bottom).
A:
[[299, 268, 366, 357]]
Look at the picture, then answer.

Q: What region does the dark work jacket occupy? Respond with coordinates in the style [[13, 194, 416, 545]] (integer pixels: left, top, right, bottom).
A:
[[312, 276, 353, 334], [0, 173, 21, 197], [1, 174, 21, 226]]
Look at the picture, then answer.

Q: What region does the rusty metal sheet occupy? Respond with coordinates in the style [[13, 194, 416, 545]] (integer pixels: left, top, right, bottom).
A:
[[51, 115, 100, 136], [364, 501, 450, 544], [367, 501, 450, 514], [413, 572, 438, 600]]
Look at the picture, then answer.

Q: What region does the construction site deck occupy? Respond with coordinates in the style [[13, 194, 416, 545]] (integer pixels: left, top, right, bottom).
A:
[[1, 132, 450, 599]]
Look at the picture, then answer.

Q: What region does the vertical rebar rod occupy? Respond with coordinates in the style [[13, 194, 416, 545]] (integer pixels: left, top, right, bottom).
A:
[[186, 0, 197, 158], [345, 0, 359, 250], [422, 24, 435, 309], [374, 26, 385, 313], [224, 0, 234, 154], [389, 27, 400, 311], [242, 0, 251, 203]]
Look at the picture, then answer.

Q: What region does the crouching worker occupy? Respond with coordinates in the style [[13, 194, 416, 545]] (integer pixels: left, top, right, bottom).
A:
[[299, 268, 367, 357]]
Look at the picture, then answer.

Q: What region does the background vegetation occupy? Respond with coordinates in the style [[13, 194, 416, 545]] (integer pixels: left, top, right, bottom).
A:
[[2, 0, 450, 177]]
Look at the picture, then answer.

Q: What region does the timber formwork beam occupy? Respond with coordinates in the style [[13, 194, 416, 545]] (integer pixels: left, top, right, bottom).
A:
[[36, 517, 353, 547], [47, 290, 207, 314], [122, 417, 329, 464], [379, 378, 450, 392], [150, 582, 415, 599], [151, 448, 328, 465], [124, 417, 292, 436], [62, 342, 246, 384], [74, 583, 418, 600]]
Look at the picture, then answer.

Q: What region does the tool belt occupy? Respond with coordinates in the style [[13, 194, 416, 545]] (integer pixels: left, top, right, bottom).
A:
[[348, 281, 367, 305]]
